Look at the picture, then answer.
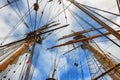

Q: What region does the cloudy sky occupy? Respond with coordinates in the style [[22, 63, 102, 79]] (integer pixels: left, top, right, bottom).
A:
[[0, 0, 120, 80]]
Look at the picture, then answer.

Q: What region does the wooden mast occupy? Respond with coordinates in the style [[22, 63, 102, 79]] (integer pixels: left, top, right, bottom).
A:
[[0, 22, 68, 72], [84, 42, 120, 80], [68, 0, 120, 40], [0, 37, 35, 71], [49, 37, 120, 79], [48, 29, 120, 79]]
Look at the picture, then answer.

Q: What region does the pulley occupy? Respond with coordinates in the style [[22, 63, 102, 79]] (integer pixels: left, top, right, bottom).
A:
[[74, 62, 78, 67], [81, 44, 87, 50], [26, 31, 42, 44], [7, 0, 10, 4], [34, 3, 39, 11], [36, 36, 42, 44], [73, 34, 86, 40], [3, 75, 6, 78], [59, 0, 61, 4]]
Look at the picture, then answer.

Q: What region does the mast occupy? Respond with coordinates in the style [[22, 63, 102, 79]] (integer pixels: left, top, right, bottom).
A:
[[48, 33, 120, 79], [0, 22, 68, 72], [68, 0, 120, 40], [0, 0, 120, 79], [0, 37, 35, 71], [82, 42, 120, 80], [25, 42, 36, 80]]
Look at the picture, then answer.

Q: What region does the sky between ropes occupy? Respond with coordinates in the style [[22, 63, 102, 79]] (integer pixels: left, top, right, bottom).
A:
[[0, 0, 120, 80]]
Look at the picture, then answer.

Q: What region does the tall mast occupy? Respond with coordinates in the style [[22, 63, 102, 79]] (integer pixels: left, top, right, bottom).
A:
[[48, 33, 120, 79], [68, 0, 120, 40], [0, 22, 68, 72], [82, 42, 120, 80], [0, 37, 35, 71]]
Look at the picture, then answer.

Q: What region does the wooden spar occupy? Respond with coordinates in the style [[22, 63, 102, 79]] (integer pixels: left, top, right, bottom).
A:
[[0, 38, 26, 48], [0, 23, 68, 72], [86, 43, 120, 79], [48, 30, 120, 49], [36, 21, 56, 33], [68, 0, 120, 40], [0, 37, 35, 72], [39, 24, 69, 35], [0, 22, 66, 48], [58, 27, 103, 41], [0, 21, 57, 48]]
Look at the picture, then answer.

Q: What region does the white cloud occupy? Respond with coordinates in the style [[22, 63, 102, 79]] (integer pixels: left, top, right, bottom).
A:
[[0, 0, 120, 80], [0, 2, 27, 44]]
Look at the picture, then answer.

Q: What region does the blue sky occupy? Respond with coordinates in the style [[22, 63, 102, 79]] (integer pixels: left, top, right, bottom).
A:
[[0, 0, 120, 80]]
